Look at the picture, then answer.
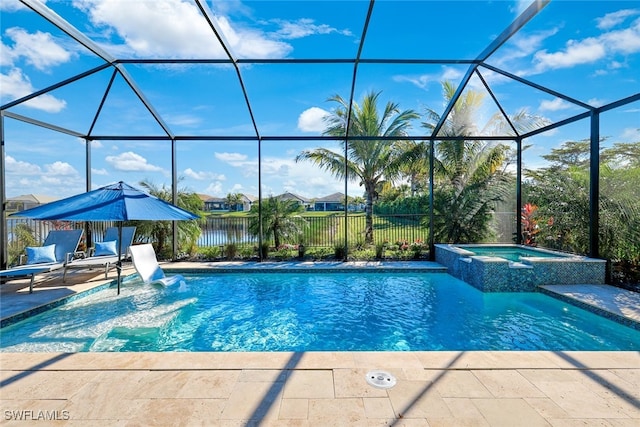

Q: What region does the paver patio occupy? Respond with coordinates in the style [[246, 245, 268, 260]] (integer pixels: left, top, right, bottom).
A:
[[1, 261, 639, 425]]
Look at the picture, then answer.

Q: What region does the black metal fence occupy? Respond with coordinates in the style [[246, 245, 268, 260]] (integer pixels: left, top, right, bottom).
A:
[[6, 212, 515, 253], [196, 214, 431, 247]]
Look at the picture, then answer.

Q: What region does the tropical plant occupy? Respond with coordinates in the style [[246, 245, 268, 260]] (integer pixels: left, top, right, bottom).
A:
[[521, 203, 540, 246], [248, 196, 307, 249], [524, 139, 640, 267], [7, 223, 37, 266], [132, 179, 203, 257], [419, 81, 549, 243], [225, 192, 243, 211], [296, 91, 419, 244]]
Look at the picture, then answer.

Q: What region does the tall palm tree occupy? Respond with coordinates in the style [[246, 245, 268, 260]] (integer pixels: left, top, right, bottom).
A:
[[421, 81, 549, 243], [133, 180, 203, 256], [225, 192, 243, 211], [296, 91, 419, 243], [248, 197, 307, 248]]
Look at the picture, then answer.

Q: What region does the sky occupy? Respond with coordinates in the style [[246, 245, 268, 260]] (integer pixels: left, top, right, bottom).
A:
[[1, 0, 639, 201]]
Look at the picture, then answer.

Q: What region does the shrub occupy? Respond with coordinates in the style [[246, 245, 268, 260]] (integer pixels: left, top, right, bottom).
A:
[[224, 242, 237, 260], [334, 243, 347, 260], [198, 245, 221, 260], [375, 241, 387, 259]]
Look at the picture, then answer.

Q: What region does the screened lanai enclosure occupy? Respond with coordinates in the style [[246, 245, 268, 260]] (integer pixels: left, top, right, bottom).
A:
[[1, 1, 639, 283]]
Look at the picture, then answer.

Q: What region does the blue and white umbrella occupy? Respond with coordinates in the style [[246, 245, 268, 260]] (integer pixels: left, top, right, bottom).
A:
[[10, 181, 199, 293]]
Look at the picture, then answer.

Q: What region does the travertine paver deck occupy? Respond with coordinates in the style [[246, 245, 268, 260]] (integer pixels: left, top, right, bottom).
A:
[[1, 261, 639, 425], [540, 284, 640, 324], [1, 351, 639, 425]]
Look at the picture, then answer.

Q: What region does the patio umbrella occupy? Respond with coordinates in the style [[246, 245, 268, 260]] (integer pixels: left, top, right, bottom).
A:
[[9, 181, 199, 293]]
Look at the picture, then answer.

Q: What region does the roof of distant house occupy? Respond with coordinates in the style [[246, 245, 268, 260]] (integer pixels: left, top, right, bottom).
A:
[[315, 192, 345, 203], [7, 194, 58, 204], [276, 192, 310, 203]]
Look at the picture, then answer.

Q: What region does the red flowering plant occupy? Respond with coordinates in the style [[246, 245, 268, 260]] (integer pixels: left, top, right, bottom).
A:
[[521, 203, 540, 246]]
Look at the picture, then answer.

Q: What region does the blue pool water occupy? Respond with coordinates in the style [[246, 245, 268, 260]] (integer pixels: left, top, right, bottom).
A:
[[464, 246, 563, 262], [1, 272, 639, 352]]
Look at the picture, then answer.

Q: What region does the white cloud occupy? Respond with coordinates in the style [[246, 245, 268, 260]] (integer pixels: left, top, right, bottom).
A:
[[105, 151, 164, 172], [587, 97, 607, 108], [5, 155, 85, 197], [214, 152, 248, 164], [229, 183, 244, 193], [45, 161, 78, 176], [272, 18, 352, 39], [621, 127, 640, 142], [167, 114, 202, 127], [509, 0, 533, 16], [597, 9, 640, 30], [0, 41, 15, 67], [297, 107, 330, 132], [0, 68, 67, 112], [92, 167, 109, 175], [539, 98, 572, 112], [485, 27, 560, 78], [204, 182, 223, 195], [534, 37, 606, 70], [0, 0, 31, 12], [5, 156, 42, 175], [532, 15, 640, 72], [600, 18, 640, 54], [392, 66, 463, 90], [73, 0, 292, 59], [183, 168, 225, 181], [216, 15, 291, 58], [5, 27, 72, 71]]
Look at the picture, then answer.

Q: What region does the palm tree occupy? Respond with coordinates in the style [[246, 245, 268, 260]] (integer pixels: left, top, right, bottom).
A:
[[133, 180, 203, 256], [296, 91, 419, 243], [421, 81, 549, 243], [225, 192, 243, 211], [248, 197, 307, 248], [7, 223, 37, 266]]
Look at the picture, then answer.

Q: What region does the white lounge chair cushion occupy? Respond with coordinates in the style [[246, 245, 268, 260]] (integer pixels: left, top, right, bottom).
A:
[[26, 244, 57, 265], [95, 240, 118, 256]]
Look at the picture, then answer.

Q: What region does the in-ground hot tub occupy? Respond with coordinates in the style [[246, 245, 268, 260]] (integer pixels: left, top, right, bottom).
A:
[[435, 244, 607, 292]]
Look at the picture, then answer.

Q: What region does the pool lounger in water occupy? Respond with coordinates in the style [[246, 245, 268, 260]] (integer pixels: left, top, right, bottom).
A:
[[129, 244, 184, 287]]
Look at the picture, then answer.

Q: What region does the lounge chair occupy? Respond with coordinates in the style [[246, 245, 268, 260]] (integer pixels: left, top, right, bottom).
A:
[[0, 229, 84, 293], [62, 226, 137, 282], [129, 243, 184, 286]]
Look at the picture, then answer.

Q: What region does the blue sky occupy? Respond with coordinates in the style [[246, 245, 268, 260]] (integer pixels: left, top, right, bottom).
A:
[[1, 0, 639, 201]]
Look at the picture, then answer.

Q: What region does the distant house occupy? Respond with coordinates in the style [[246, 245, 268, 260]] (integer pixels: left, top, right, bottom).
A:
[[6, 194, 57, 213], [275, 192, 312, 210], [314, 192, 345, 211], [200, 193, 256, 212], [204, 197, 228, 211], [238, 194, 256, 212]]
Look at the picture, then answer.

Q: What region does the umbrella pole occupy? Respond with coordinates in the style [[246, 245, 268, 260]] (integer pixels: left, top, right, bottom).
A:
[[117, 223, 123, 294]]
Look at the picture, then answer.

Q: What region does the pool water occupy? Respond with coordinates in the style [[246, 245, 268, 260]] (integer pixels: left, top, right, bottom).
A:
[[465, 246, 562, 262], [1, 272, 639, 352]]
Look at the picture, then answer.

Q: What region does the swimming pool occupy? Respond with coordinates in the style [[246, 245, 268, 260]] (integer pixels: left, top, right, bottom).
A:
[[1, 272, 638, 352]]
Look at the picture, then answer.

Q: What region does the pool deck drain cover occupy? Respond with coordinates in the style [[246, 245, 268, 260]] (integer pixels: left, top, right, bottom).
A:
[[366, 370, 397, 389]]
